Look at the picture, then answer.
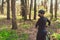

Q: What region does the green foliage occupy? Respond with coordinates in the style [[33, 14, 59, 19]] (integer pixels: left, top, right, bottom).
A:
[[45, 12, 51, 18], [51, 33, 60, 40], [0, 24, 6, 27], [57, 18, 60, 21], [52, 18, 56, 21], [56, 24, 60, 28], [48, 29, 54, 33], [54, 22, 60, 28], [0, 24, 11, 29], [20, 23, 31, 29], [0, 29, 19, 40], [20, 33, 29, 40]]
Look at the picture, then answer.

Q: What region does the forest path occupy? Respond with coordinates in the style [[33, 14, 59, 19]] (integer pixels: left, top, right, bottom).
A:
[[27, 24, 60, 40], [17, 21, 60, 40]]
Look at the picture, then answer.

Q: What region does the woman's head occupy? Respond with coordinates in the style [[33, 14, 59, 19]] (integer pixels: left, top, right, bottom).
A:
[[38, 10, 45, 17]]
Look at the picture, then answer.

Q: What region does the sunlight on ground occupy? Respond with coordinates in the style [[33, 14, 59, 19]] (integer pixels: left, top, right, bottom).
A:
[[0, 14, 6, 19]]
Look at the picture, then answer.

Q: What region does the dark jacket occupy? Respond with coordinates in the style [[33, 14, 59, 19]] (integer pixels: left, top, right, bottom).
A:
[[35, 17, 51, 40], [36, 17, 50, 31]]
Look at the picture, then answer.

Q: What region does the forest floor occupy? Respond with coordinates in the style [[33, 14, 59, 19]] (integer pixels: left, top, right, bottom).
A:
[[16, 20, 60, 40], [1, 19, 60, 40], [0, 15, 60, 40]]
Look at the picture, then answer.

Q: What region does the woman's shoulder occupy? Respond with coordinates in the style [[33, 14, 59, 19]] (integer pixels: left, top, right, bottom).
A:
[[43, 17, 48, 21]]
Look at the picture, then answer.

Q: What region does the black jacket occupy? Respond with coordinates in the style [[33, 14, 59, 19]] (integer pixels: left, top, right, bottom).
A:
[[36, 17, 51, 31]]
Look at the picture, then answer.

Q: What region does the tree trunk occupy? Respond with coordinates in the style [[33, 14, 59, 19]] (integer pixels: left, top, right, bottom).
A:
[[0, 0, 2, 12], [44, 0, 48, 11], [50, 0, 53, 20], [7, 0, 10, 20], [29, 0, 33, 20], [27, 0, 29, 15], [11, 0, 17, 29], [21, 0, 27, 20], [34, 0, 37, 20], [1, 0, 4, 14], [24, 0, 27, 20], [21, 0, 26, 20], [55, 0, 58, 20]]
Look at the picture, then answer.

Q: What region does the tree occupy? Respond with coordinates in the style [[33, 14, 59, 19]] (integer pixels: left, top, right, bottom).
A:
[[21, 0, 27, 20], [29, 0, 33, 20], [34, 0, 37, 20], [11, 0, 17, 29], [44, 0, 48, 11], [21, 0, 25, 20], [27, 0, 30, 19], [24, 0, 28, 20], [55, 0, 58, 20], [7, 0, 10, 20], [1, 0, 4, 14], [50, 0, 53, 20]]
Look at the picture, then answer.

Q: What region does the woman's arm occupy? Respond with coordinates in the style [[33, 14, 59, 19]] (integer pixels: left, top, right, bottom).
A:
[[35, 19, 40, 28]]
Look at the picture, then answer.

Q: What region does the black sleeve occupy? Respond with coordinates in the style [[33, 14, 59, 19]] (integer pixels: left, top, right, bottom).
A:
[[47, 19, 51, 26], [35, 19, 40, 28]]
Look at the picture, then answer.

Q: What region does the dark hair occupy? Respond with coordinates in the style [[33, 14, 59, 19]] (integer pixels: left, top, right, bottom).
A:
[[38, 10, 45, 14]]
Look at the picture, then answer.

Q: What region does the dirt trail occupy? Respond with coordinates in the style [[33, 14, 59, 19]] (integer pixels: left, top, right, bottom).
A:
[[16, 25, 56, 40], [27, 26, 60, 40], [26, 27, 37, 40], [17, 23, 60, 40]]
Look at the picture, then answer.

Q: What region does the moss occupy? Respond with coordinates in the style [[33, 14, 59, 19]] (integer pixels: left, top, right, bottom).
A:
[[19, 32, 29, 40], [51, 33, 60, 40], [0, 29, 19, 40]]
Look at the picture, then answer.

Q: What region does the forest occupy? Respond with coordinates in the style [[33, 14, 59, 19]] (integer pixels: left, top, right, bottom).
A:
[[0, 0, 60, 40]]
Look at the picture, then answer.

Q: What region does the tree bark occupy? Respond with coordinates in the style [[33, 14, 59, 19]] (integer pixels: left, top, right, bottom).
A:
[[55, 0, 58, 20], [44, 0, 48, 11], [24, 0, 27, 20], [50, 0, 53, 20], [29, 0, 33, 20], [34, 0, 37, 20], [1, 0, 4, 14], [7, 0, 10, 20], [21, 0, 27, 20], [11, 0, 17, 29]]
